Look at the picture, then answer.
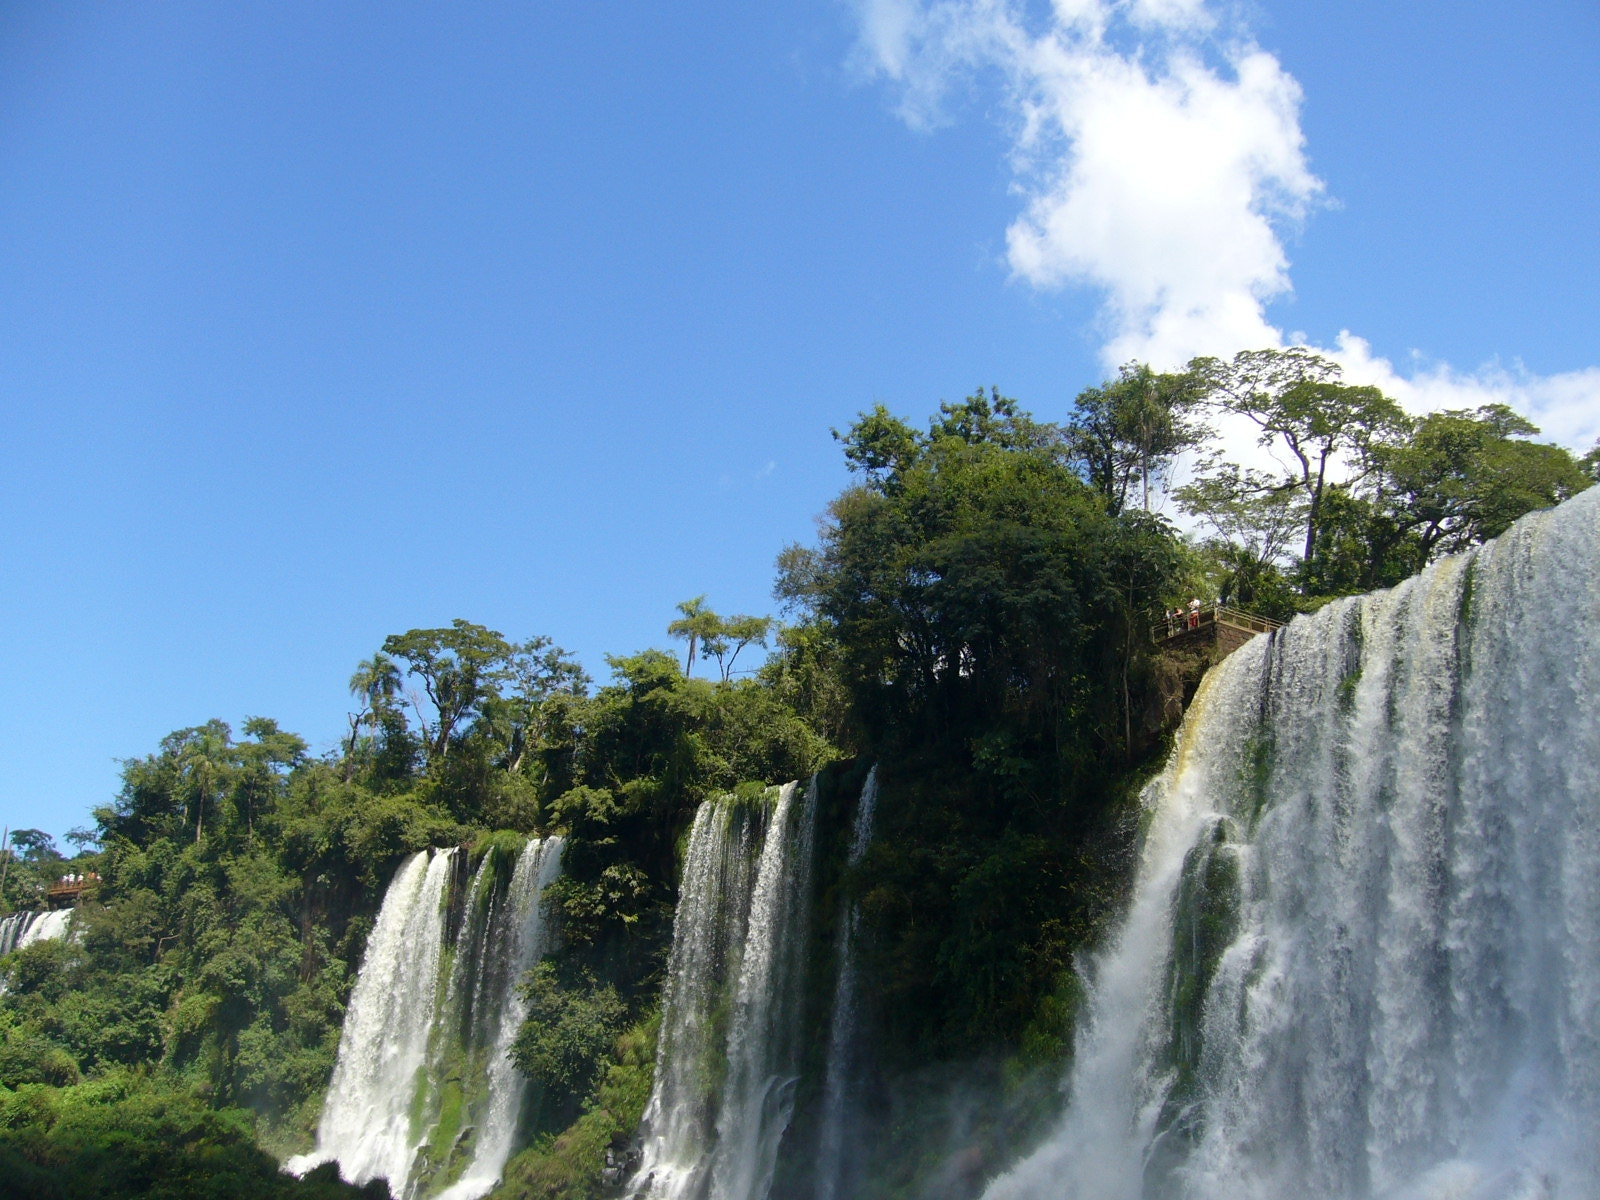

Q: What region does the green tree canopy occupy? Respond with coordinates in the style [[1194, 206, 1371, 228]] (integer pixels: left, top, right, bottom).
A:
[[1380, 403, 1594, 569], [382, 620, 516, 762], [1188, 347, 1408, 563], [1065, 362, 1207, 514]]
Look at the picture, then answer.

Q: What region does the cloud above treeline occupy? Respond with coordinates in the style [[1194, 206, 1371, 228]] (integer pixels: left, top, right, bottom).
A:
[[852, 0, 1600, 451]]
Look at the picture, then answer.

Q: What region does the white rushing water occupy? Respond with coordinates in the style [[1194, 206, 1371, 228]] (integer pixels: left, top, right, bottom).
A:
[[0, 909, 74, 956], [984, 487, 1600, 1200], [436, 836, 565, 1200], [289, 848, 457, 1192], [288, 837, 563, 1199], [631, 779, 819, 1200], [815, 768, 879, 1200]]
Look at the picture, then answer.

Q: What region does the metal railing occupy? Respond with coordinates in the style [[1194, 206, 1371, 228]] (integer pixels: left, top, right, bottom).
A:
[[45, 879, 90, 905], [1151, 604, 1284, 644]]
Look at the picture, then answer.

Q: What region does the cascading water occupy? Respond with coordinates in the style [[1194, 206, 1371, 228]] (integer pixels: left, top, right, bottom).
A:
[[289, 848, 457, 1192], [435, 837, 564, 1200], [814, 768, 879, 1200], [631, 779, 818, 1200], [0, 913, 24, 957], [288, 836, 564, 1200], [984, 487, 1600, 1200], [0, 909, 73, 956]]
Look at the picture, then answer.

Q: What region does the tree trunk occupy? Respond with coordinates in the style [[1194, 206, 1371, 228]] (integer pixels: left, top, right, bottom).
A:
[[1304, 451, 1331, 564]]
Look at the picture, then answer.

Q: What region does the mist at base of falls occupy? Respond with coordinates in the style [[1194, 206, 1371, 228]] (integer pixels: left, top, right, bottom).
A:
[[983, 485, 1600, 1200]]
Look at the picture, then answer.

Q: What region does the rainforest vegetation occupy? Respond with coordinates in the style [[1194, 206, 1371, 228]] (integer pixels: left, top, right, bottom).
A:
[[3, 349, 1594, 1199]]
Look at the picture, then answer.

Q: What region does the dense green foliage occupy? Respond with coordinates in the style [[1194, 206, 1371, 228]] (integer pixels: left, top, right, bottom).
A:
[[0, 617, 836, 1197], [1174, 348, 1593, 614], [0, 1073, 388, 1200], [778, 390, 1187, 1065]]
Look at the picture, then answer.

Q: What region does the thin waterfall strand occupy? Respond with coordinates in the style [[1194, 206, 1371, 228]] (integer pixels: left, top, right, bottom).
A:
[[631, 793, 767, 1200], [631, 780, 819, 1200], [437, 836, 565, 1200], [983, 486, 1600, 1200], [711, 779, 817, 1200], [815, 767, 880, 1200]]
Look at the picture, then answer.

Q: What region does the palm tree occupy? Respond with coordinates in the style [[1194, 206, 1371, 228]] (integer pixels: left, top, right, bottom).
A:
[[347, 653, 402, 775], [667, 596, 723, 678], [179, 721, 232, 843]]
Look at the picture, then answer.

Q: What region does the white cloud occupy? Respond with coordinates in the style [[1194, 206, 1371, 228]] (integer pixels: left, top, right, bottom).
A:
[[1332, 333, 1600, 451], [853, 0, 1319, 366], [851, 0, 1600, 454]]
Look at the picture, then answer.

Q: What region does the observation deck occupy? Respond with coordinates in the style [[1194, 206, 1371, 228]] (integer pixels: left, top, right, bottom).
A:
[[44, 878, 94, 909], [1152, 605, 1283, 661]]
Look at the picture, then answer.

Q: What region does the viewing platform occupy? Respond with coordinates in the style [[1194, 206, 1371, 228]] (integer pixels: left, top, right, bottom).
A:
[[44, 877, 95, 908], [1152, 605, 1284, 662]]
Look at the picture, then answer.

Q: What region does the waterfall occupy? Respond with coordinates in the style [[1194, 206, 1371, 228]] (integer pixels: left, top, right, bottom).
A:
[[984, 486, 1600, 1200], [0, 909, 73, 956], [436, 837, 565, 1200], [631, 779, 819, 1200], [289, 848, 457, 1192], [815, 767, 879, 1200], [0, 912, 23, 957], [287, 836, 564, 1199]]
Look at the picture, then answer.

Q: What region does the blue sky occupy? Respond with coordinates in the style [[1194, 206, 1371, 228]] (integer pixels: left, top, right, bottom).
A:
[[3, 1, 1597, 846]]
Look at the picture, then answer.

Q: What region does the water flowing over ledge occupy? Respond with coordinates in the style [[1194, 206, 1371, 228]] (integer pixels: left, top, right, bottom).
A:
[[815, 767, 878, 1200], [982, 486, 1600, 1200], [630, 779, 819, 1200], [287, 836, 564, 1199], [0, 909, 74, 957]]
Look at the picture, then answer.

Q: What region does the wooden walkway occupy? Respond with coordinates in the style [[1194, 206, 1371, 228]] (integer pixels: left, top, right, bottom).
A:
[[1152, 605, 1283, 660], [44, 879, 91, 908]]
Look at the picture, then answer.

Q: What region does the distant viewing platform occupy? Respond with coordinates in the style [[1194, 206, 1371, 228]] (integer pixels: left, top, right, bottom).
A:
[[1152, 604, 1284, 661], [44, 874, 97, 909]]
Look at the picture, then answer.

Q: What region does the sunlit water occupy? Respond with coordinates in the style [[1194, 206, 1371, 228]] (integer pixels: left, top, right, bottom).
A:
[[631, 780, 818, 1200], [984, 487, 1600, 1200], [288, 837, 563, 1199]]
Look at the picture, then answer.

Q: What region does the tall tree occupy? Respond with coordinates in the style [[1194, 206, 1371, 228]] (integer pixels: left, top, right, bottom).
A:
[[1066, 363, 1206, 513], [346, 652, 402, 775], [235, 717, 305, 839], [1379, 404, 1593, 571], [175, 720, 233, 844], [667, 597, 721, 678], [701, 614, 775, 682], [498, 636, 589, 773], [382, 620, 515, 762], [1188, 348, 1408, 563], [8, 829, 59, 863]]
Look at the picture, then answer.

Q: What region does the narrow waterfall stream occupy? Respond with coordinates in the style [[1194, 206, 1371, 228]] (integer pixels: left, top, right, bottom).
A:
[[437, 838, 565, 1200], [983, 486, 1600, 1199], [288, 836, 563, 1200], [815, 767, 879, 1200], [631, 779, 819, 1200]]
